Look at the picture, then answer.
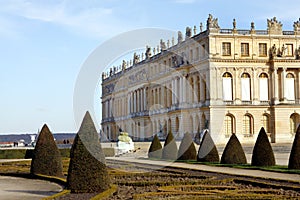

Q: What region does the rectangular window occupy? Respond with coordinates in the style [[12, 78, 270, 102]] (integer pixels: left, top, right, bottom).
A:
[[259, 43, 267, 57], [286, 44, 293, 56], [241, 43, 249, 56], [222, 42, 231, 56]]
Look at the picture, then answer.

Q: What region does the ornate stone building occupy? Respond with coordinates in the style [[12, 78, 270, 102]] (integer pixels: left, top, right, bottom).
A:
[[101, 15, 300, 144]]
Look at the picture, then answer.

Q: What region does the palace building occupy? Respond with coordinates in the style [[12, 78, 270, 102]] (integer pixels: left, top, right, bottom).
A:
[[101, 15, 300, 144]]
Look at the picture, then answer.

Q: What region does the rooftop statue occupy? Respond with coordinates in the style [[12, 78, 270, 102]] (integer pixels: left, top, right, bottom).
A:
[[178, 31, 183, 43], [122, 60, 127, 70], [145, 46, 152, 59], [185, 27, 192, 38], [207, 14, 220, 30], [133, 52, 140, 65], [160, 39, 167, 51]]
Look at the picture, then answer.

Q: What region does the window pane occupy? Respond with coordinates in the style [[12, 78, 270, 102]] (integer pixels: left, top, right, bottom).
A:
[[241, 78, 251, 101], [222, 42, 231, 56], [223, 78, 232, 100], [243, 115, 251, 135], [224, 115, 232, 137], [286, 78, 295, 100], [259, 78, 268, 101], [286, 44, 293, 56], [259, 43, 267, 56], [241, 43, 249, 56]]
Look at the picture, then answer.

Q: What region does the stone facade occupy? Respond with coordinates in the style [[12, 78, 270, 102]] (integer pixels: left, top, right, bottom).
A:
[[101, 15, 300, 144]]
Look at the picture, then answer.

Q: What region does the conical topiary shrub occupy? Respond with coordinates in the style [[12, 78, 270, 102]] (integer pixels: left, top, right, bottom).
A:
[[251, 127, 275, 166], [67, 111, 110, 193], [148, 134, 162, 159], [197, 131, 219, 162], [162, 131, 178, 160], [30, 124, 63, 177], [178, 132, 197, 161], [288, 125, 300, 169], [221, 134, 247, 164]]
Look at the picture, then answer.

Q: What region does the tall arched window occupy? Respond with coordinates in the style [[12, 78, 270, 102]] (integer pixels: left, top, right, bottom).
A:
[[290, 113, 300, 135], [175, 117, 180, 134], [224, 114, 234, 138], [286, 73, 295, 100], [259, 73, 269, 101], [261, 114, 270, 133], [243, 114, 253, 136], [222, 72, 233, 101], [241, 73, 251, 101]]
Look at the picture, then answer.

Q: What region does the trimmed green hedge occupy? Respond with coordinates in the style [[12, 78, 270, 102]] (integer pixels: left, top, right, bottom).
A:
[[0, 147, 115, 159]]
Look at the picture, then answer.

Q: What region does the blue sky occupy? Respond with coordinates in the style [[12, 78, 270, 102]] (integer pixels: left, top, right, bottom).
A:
[[0, 0, 299, 134]]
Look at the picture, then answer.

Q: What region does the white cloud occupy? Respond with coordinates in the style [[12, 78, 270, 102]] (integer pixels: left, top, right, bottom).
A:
[[0, 0, 136, 39]]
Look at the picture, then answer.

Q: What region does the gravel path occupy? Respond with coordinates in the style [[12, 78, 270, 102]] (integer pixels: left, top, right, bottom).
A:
[[0, 175, 63, 200]]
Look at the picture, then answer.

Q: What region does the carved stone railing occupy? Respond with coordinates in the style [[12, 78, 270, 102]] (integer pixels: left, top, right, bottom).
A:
[[241, 100, 252, 105]]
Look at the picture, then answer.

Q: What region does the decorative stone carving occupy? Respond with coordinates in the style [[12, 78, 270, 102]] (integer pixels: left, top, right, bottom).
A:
[[296, 45, 300, 59], [104, 83, 115, 94], [128, 69, 148, 85], [293, 18, 300, 33], [178, 31, 183, 43], [185, 27, 192, 38], [250, 22, 255, 34], [267, 17, 282, 34], [269, 44, 277, 59], [160, 39, 167, 51], [133, 52, 140, 65], [206, 14, 220, 33], [122, 60, 127, 70], [145, 46, 152, 59], [193, 25, 197, 35], [233, 18, 237, 29], [171, 55, 178, 67], [200, 22, 203, 32]]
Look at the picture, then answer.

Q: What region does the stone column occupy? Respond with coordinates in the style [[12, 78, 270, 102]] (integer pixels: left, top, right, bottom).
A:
[[133, 91, 136, 113], [180, 77, 183, 103], [131, 92, 134, 113], [143, 88, 147, 110], [158, 88, 161, 105], [234, 69, 241, 103], [282, 68, 287, 101], [199, 76, 204, 103], [171, 79, 175, 104], [161, 88, 164, 106], [154, 89, 157, 105], [183, 77, 187, 103], [252, 68, 258, 104], [273, 68, 279, 104], [174, 78, 178, 104], [193, 75, 198, 103]]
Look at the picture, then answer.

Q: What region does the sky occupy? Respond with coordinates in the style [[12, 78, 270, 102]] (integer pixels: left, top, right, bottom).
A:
[[0, 0, 300, 134]]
